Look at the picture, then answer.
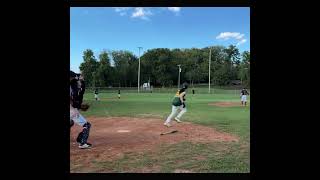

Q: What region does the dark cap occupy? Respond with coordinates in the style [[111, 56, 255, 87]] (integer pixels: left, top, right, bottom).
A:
[[182, 82, 189, 89]]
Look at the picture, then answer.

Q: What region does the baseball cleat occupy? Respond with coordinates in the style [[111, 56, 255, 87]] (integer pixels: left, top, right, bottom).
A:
[[79, 143, 92, 149], [164, 123, 172, 127], [174, 117, 182, 123]]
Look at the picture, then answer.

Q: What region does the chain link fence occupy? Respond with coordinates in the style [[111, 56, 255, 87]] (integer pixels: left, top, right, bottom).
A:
[[86, 85, 249, 95]]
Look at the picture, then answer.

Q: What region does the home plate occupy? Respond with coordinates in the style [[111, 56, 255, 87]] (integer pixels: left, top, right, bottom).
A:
[[117, 130, 131, 133]]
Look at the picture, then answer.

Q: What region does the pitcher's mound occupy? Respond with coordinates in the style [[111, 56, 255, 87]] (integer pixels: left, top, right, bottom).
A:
[[208, 102, 240, 107], [70, 117, 239, 167]]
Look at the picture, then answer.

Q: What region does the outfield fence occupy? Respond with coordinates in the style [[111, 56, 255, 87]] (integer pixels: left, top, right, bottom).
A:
[[86, 85, 249, 95]]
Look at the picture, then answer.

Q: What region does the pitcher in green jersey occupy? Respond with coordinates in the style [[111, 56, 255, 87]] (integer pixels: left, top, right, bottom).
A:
[[164, 82, 188, 127]]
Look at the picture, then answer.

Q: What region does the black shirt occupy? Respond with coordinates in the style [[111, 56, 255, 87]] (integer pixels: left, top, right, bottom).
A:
[[241, 89, 249, 95]]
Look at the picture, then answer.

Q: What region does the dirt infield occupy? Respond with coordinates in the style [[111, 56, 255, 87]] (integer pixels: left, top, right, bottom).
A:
[[208, 102, 240, 107], [70, 117, 239, 171]]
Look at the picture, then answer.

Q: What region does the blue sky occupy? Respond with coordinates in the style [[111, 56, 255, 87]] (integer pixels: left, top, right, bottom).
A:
[[71, 7, 250, 73]]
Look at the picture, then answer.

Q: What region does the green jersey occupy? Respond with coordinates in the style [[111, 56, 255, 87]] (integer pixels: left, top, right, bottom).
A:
[[172, 88, 186, 106]]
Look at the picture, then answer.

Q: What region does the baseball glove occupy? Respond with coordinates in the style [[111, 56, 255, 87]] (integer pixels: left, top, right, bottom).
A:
[[182, 102, 186, 108], [80, 104, 90, 111]]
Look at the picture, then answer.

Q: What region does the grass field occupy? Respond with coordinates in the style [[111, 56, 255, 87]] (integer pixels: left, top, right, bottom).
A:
[[73, 90, 250, 173]]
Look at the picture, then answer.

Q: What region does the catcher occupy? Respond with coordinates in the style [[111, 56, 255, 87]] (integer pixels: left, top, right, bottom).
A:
[[164, 82, 188, 127], [70, 71, 92, 149]]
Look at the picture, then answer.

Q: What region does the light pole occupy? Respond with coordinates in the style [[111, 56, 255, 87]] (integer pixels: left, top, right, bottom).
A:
[[209, 48, 212, 94], [138, 47, 143, 93], [177, 64, 181, 89]]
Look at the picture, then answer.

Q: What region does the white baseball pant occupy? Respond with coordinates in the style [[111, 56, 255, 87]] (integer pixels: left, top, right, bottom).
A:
[[165, 105, 187, 124]]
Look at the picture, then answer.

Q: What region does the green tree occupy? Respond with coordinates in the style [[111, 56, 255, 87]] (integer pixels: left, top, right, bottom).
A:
[[141, 48, 173, 87], [111, 50, 138, 87], [94, 50, 112, 87], [224, 45, 240, 81], [79, 49, 99, 86], [78, 46, 249, 88], [239, 51, 250, 86]]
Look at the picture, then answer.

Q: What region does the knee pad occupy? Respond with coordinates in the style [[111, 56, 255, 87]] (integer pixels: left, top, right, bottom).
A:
[[83, 122, 91, 129]]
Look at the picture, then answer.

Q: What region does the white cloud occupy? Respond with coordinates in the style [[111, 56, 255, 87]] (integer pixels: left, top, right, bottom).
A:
[[113, 7, 130, 12], [131, 8, 152, 20], [237, 39, 247, 46], [113, 7, 130, 16], [235, 34, 244, 40], [216, 32, 244, 40], [216, 32, 247, 46], [168, 7, 181, 12], [132, 8, 144, 17], [111, 7, 181, 20]]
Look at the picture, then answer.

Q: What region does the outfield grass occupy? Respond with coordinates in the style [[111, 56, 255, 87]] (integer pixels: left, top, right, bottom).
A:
[[78, 91, 250, 173]]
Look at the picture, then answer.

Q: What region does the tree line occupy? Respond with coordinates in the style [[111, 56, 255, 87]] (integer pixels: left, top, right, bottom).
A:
[[79, 45, 250, 88]]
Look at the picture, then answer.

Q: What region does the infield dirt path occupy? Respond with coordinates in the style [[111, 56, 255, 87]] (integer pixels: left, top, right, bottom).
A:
[[70, 117, 239, 172]]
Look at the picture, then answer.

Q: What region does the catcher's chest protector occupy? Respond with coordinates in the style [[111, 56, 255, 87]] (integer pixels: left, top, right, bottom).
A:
[[70, 79, 83, 109]]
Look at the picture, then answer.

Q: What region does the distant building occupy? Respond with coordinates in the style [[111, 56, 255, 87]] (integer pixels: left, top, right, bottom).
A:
[[142, 82, 151, 90], [230, 80, 241, 85]]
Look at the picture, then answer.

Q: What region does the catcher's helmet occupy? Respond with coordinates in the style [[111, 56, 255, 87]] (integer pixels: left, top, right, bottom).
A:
[[70, 71, 81, 81], [70, 71, 77, 78], [182, 82, 189, 89]]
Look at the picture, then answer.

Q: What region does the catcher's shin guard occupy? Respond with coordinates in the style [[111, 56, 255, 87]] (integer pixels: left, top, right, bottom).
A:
[[76, 131, 83, 143], [78, 122, 91, 144]]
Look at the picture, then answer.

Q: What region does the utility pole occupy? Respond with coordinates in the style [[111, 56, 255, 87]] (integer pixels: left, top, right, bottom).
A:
[[177, 64, 181, 89], [209, 48, 211, 94], [138, 47, 143, 93]]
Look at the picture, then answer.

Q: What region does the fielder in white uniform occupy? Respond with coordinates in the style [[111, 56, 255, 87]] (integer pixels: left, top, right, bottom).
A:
[[240, 88, 250, 106], [94, 88, 99, 101]]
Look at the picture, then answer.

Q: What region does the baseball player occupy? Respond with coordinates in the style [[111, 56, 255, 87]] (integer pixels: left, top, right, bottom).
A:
[[94, 88, 99, 101], [240, 87, 250, 106], [70, 71, 92, 149], [164, 82, 188, 127], [118, 89, 121, 99]]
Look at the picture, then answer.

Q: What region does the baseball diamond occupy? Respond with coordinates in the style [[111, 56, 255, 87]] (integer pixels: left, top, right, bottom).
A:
[[70, 90, 250, 173]]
